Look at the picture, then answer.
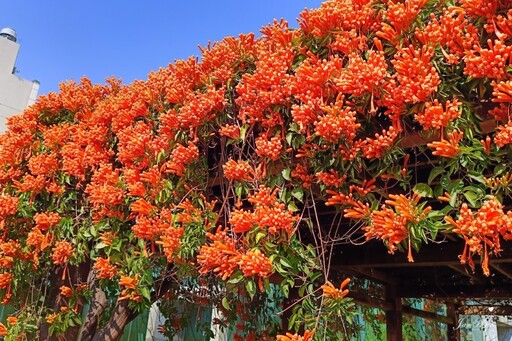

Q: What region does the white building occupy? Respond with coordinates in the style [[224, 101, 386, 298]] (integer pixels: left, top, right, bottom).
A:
[[0, 27, 39, 131]]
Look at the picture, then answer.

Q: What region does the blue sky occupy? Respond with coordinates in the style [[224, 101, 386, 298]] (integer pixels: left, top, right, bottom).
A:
[[1, 1, 324, 95]]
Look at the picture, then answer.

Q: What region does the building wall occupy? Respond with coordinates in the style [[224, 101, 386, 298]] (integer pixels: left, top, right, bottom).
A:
[[0, 32, 39, 132]]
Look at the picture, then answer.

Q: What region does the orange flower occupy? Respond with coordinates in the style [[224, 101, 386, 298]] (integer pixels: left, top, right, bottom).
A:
[[60, 285, 73, 298], [0, 322, 7, 336], [277, 329, 315, 341], [321, 278, 350, 300], [197, 227, 241, 281], [93, 257, 117, 279], [51, 241, 73, 265], [230, 209, 254, 233], [415, 98, 460, 131], [219, 124, 240, 139], [119, 274, 139, 290], [6, 316, 17, 326], [255, 135, 282, 161], [445, 197, 511, 276], [45, 313, 57, 324], [156, 227, 184, 262], [223, 159, 253, 181], [131, 198, 157, 215], [427, 130, 463, 158], [238, 249, 273, 278]]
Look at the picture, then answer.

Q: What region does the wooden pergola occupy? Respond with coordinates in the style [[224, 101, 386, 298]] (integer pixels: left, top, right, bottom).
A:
[[328, 225, 512, 340]]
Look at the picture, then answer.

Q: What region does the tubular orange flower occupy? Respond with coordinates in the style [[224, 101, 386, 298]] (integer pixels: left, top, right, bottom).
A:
[[427, 130, 463, 158], [51, 241, 73, 265], [34, 212, 61, 231], [93, 257, 117, 279], [415, 98, 460, 131], [0, 322, 7, 336], [238, 249, 273, 278], [45, 313, 58, 325], [197, 227, 241, 281], [277, 329, 315, 341], [219, 124, 240, 139], [156, 227, 184, 262], [321, 278, 350, 299], [131, 198, 157, 215], [119, 274, 139, 290], [223, 159, 253, 181], [6, 316, 17, 326], [0, 272, 12, 289], [255, 135, 282, 161], [60, 285, 73, 298], [492, 80, 512, 102], [445, 197, 511, 276]]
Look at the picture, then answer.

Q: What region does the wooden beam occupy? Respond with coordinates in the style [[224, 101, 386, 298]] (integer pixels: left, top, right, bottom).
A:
[[399, 285, 512, 300], [458, 305, 512, 315], [491, 264, 512, 281], [344, 267, 399, 286], [446, 304, 460, 341], [385, 284, 403, 341], [448, 265, 485, 284], [348, 291, 392, 311], [401, 305, 452, 325], [333, 241, 512, 268]]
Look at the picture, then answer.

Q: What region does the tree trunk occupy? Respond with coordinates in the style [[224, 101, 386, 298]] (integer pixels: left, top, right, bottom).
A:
[[78, 270, 108, 341], [90, 299, 136, 341]]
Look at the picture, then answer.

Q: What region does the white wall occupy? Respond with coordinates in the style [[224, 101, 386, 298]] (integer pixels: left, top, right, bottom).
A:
[[0, 35, 39, 132]]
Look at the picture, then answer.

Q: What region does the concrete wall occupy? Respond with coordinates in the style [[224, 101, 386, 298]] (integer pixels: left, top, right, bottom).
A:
[[0, 34, 39, 132]]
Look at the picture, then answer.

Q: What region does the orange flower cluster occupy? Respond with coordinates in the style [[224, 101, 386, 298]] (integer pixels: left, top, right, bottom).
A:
[[197, 228, 240, 281], [118, 274, 141, 302], [321, 278, 350, 300], [198, 228, 274, 280], [291, 164, 313, 189], [0, 195, 19, 220], [33, 212, 61, 231], [276, 329, 315, 341], [156, 227, 184, 262], [427, 130, 463, 158], [364, 194, 431, 261], [60, 285, 73, 298], [51, 241, 73, 265], [255, 135, 282, 161], [164, 142, 199, 176], [415, 98, 460, 130], [446, 197, 512, 276], [238, 249, 273, 278], [315, 169, 346, 188], [93, 257, 117, 279], [465, 39, 512, 79], [316, 101, 360, 143], [219, 125, 240, 139], [230, 186, 298, 236], [223, 159, 253, 181]]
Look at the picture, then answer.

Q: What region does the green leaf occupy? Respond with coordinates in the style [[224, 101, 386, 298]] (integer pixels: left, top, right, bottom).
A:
[[288, 202, 299, 212], [281, 168, 291, 181], [428, 167, 445, 184], [280, 257, 293, 269], [413, 183, 433, 198], [255, 231, 266, 243], [246, 280, 256, 300], [222, 297, 231, 311], [291, 188, 304, 202], [94, 242, 109, 250], [467, 171, 485, 184], [288, 312, 297, 330], [463, 191, 479, 208]]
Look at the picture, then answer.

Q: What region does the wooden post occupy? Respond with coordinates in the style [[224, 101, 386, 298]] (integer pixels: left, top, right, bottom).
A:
[[447, 304, 460, 341], [385, 284, 403, 341]]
